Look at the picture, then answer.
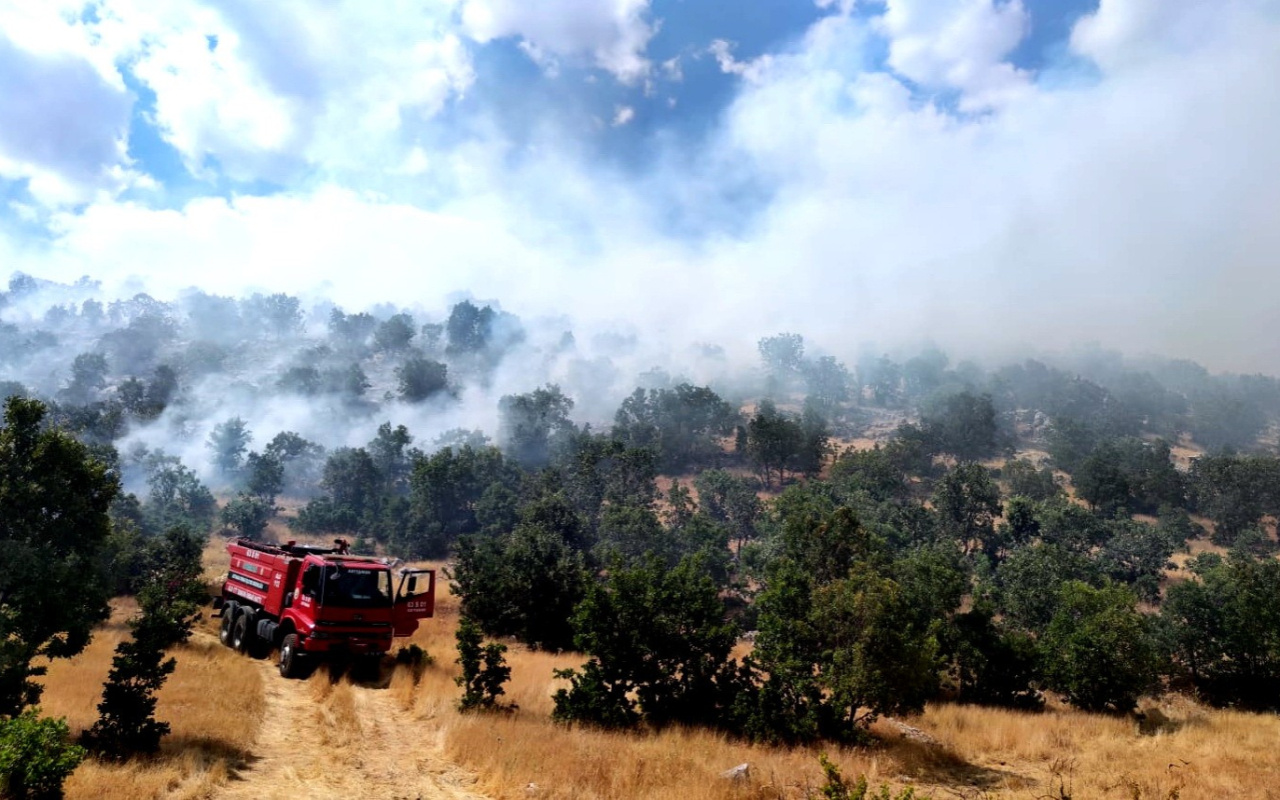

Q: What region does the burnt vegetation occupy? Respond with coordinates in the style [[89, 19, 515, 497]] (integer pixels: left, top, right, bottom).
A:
[[6, 271, 1280, 767]]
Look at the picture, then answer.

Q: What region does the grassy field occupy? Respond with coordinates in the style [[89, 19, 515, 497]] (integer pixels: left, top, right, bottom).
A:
[[31, 539, 1280, 800], [394, 566, 1280, 800], [36, 597, 264, 800]]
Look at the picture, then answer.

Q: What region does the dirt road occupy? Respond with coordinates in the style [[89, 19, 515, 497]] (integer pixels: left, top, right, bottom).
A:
[[213, 643, 489, 800]]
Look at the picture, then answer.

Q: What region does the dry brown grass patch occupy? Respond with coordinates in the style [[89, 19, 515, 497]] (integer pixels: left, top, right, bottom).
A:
[[36, 601, 264, 800]]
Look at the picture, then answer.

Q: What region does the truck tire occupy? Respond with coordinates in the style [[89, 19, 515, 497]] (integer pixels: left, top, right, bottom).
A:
[[219, 603, 239, 647], [231, 612, 253, 654], [278, 633, 306, 679]]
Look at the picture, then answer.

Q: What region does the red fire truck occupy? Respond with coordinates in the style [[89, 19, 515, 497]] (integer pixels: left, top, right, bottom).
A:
[[216, 538, 436, 678]]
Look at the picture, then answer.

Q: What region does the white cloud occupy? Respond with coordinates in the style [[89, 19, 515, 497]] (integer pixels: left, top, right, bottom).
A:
[[460, 0, 655, 83], [8, 0, 1280, 377], [707, 39, 774, 83], [876, 0, 1031, 110], [1069, 0, 1266, 73], [702, 1, 1280, 368], [0, 6, 136, 205], [661, 56, 682, 81], [612, 105, 635, 126], [82, 0, 474, 182]]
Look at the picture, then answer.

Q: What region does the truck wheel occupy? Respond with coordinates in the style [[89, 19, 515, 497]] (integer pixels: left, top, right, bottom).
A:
[[231, 613, 253, 654], [219, 604, 239, 647], [279, 634, 305, 679]]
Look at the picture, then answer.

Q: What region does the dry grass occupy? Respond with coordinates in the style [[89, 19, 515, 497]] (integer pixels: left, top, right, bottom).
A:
[[393, 575, 1280, 800], [36, 598, 264, 800], [35, 544, 1280, 800]]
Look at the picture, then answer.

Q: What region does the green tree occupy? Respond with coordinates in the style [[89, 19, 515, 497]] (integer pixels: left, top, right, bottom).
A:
[[61, 352, 109, 405], [445, 300, 495, 357], [318, 447, 383, 523], [803, 355, 853, 420], [399, 443, 518, 557], [1075, 438, 1184, 516], [694, 469, 762, 554], [220, 495, 277, 540], [396, 355, 449, 402], [1096, 518, 1182, 603], [498, 385, 575, 468], [1187, 387, 1267, 451], [1001, 458, 1060, 501], [745, 400, 806, 487], [921, 392, 1002, 462], [859, 355, 903, 408], [995, 543, 1100, 633], [552, 554, 738, 729], [932, 464, 1002, 558], [0, 710, 85, 800], [758, 333, 805, 393], [455, 616, 512, 712], [594, 503, 670, 565], [830, 446, 907, 504], [1045, 417, 1100, 474], [1188, 454, 1280, 545], [1039, 582, 1160, 713], [277, 365, 322, 395], [1162, 553, 1280, 709], [0, 397, 119, 718], [374, 313, 416, 353], [263, 431, 326, 496], [612, 384, 736, 472], [368, 422, 415, 495], [451, 521, 587, 651], [323, 363, 371, 399], [244, 451, 284, 500], [903, 348, 950, 400], [327, 308, 377, 352], [141, 452, 216, 533], [811, 564, 941, 729], [950, 604, 1043, 710], [83, 528, 205, 760], [243, 292, 302, 337], [206, 417, 251, 478], [743, 506, 937, 744]]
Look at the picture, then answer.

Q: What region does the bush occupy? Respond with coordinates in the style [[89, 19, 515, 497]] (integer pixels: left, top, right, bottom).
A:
[[82, 530, 204, 760], [950, 606, 1044, 710], [220, 493, 277, 540], [0, 710, 85, 800], [1161, 553, 1280, 709], [81, 610, 176, 760], [450, 521, 587, 651], [1039, 582, 1161, 713], [454, 617, 512, 712], [818, 753, 928, 800], [552, 554, 739, 730]]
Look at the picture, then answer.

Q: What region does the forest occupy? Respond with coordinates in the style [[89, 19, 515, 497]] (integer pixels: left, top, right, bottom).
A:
[[4, 271, 1280, 796]]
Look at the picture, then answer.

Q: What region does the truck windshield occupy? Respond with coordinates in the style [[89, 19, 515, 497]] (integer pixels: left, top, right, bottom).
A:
[[320, 566, 392, 608]]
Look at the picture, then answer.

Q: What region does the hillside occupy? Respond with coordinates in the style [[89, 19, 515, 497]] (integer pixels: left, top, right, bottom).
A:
[[36, 545, 1280, 800]]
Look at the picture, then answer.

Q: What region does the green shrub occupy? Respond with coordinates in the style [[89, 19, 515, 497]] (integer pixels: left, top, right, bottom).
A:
[[395, 643, 433, 685], [818, 753, 928, 800], [1040, 581, 1161, 713], [455, 617, 512, 712], [0, 710, 85, 800]]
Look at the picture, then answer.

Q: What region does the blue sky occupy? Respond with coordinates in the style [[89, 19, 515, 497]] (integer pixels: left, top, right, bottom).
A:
[[2, 0, 1280, 370], [93, 0, 1102, 202]]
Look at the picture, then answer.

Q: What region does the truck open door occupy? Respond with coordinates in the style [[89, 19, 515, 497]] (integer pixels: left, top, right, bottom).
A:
[[392, 568, 436, 637]]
